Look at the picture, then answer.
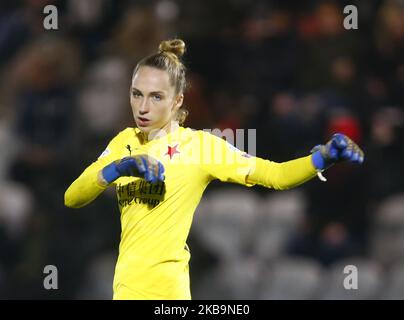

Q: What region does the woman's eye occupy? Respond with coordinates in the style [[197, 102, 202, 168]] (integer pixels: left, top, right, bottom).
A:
[[153, 94, 162, 101], [132, 92, 141, 98]]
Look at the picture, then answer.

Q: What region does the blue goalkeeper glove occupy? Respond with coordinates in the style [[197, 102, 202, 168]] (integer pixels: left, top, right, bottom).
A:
[[101, 155, 165, 184], [311, 133, 365, 171]]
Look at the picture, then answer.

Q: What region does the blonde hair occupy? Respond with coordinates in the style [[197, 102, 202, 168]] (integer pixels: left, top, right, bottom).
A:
[[133, 39, 189, 125]]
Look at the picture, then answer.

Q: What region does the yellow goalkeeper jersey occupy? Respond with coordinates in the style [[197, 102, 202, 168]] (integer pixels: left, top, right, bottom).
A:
[[65, 126, 317, 299]]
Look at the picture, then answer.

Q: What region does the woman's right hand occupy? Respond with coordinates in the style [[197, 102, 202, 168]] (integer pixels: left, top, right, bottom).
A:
[[100, 155, 165, 185]]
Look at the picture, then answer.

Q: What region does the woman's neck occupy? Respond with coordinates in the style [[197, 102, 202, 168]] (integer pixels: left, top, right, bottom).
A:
[[143, 120, 180, 142]]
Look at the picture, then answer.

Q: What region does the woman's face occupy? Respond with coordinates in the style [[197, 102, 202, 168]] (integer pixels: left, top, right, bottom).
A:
[[130, 66, 183, 134]]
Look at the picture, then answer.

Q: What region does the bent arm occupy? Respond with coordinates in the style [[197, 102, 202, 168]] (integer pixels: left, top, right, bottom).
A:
[[246, 154, 318, 190], [64, 128, 134, 208], [64, 164, 109, 208]]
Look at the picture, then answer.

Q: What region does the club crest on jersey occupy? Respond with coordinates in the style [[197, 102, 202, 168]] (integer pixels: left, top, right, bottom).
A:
[[165, 144, 180, 160]]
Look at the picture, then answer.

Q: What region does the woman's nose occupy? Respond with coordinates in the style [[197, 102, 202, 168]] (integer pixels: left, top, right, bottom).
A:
[[138, 99, 149, 114]]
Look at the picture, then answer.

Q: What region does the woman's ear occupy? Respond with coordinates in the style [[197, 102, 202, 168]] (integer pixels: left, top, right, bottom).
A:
[[176, 94, 184, 108], [173, 94, 184, 111]]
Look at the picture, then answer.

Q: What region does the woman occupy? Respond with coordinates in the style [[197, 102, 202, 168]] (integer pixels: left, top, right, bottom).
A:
[[64, 39, 364, 299]]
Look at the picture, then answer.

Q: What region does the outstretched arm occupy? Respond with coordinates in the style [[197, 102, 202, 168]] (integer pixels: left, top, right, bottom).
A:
[[246, 154, 317, 190], [246, 133, 364, 190]]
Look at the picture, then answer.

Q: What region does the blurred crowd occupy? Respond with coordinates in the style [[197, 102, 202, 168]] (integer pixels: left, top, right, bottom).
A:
[[0, 0, 403, 299]]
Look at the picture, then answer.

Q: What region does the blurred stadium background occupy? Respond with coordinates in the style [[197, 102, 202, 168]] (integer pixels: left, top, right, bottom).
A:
[[0, 0, 404, 299]]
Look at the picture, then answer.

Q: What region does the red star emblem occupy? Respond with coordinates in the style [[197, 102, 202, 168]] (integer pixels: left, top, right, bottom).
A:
[[165, 144, 180, 159]]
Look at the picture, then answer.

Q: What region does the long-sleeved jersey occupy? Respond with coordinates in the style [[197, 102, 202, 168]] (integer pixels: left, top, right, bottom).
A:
[[65, 126, 317, 299]]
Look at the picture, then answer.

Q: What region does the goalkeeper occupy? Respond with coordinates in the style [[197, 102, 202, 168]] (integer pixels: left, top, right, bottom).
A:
[[64, 39, 364, 300]]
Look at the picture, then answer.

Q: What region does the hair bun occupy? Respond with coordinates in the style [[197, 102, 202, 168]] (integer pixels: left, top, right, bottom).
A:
[[159, 39, 186, 59]]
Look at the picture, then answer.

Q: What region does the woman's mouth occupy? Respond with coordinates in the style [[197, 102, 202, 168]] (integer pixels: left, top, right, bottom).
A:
[[137, 116, 151, 126]]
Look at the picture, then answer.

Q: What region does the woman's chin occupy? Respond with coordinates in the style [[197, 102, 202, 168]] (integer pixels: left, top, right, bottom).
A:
[[136, 123, 153, 132]]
